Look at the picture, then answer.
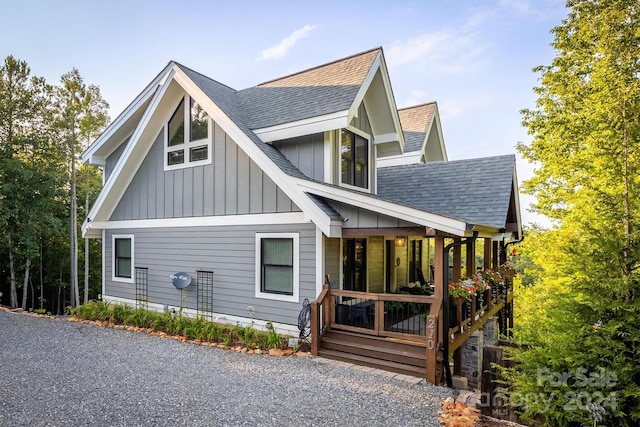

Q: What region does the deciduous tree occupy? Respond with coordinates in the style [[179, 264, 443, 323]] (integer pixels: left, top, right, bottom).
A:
[[512, 1, 640, 425]]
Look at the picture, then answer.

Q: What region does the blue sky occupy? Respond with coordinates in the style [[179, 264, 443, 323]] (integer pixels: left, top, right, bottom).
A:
[[1, 0, 568, 226]]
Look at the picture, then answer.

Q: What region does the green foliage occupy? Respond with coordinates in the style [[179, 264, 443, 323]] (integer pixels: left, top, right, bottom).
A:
[[511, 1, 640, 425], [262, 321, 283, 349], [72, 303, 292, 353]]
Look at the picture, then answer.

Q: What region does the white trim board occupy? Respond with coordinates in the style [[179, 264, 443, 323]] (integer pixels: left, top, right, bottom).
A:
[[88, 212, 307, 232]]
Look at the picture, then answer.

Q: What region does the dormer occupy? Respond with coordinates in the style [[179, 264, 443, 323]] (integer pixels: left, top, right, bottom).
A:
[[378, 102, 448, 168], [245, 48, 404, 194]]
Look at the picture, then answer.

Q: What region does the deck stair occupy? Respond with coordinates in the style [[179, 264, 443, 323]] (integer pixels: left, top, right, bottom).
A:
[[317, 329, 427, 378]]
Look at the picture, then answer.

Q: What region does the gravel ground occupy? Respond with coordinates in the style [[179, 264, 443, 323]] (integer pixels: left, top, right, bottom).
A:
[[0, 309, 454, 426]]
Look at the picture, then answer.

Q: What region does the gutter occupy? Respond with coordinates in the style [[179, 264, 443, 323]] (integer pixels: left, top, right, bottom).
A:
[[443, 231, 478, 388]]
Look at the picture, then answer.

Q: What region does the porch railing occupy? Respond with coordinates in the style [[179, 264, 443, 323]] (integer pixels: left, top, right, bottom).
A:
[[449, 280, 514, 353], [310, 286, 440, 383]]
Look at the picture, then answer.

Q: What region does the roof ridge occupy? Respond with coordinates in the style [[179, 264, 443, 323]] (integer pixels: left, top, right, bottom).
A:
[[172, 61, 238, 93], [255, 47, 381, 87]]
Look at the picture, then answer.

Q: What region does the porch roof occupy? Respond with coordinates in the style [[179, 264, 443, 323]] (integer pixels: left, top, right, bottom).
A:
[[377, 155, 518, 231]]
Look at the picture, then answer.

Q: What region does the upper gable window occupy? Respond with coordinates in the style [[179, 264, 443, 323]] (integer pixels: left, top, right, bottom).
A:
[[341, 128, 369, 189], [165, 96, 212, 170]]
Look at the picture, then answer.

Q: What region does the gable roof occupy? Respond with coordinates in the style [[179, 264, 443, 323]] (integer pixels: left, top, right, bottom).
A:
[[398, 103, 436, 152], [377, 155, 519, 232], [239, 48, 380, 129]]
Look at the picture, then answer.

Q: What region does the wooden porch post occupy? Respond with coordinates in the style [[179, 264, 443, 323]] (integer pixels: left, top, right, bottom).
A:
[[432, 235, 445, 385], [466, 239, 476, 277], [453, 238, 461, 281], [492, 241, 499, 269], [484, 238, 492, 270]]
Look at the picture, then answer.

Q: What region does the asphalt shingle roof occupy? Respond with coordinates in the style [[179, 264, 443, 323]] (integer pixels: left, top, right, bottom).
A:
[[397, 103, 436, 152], [377, 155, 516, 229]]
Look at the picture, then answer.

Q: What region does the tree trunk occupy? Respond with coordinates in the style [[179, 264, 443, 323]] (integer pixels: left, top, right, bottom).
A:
[[40, 239, 44, 310], [8, 233, 18, 308], [70, 131, 79, 307], [21, 258, 31, 310], [84, 167, 89, 304]]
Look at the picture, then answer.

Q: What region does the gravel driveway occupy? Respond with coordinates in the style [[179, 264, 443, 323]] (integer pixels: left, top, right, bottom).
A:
[[0, 309, 454, 426]]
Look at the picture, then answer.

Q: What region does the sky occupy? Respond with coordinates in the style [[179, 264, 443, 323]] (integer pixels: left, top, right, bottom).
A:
[[1, 0, 569, 226]]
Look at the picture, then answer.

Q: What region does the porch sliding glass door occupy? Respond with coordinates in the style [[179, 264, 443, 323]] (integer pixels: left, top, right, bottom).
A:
[[343, 238, 366, 292]]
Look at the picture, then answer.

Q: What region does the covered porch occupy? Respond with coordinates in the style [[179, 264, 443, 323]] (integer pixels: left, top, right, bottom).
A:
[[311, 230, 517, 386]]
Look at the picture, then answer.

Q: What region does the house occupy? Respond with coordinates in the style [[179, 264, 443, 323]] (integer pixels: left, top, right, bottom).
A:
[[82, 47, 522, 382]]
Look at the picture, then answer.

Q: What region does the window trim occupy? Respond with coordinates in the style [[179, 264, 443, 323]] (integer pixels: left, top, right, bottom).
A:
[[339, 126, 370, 192], [112, 234, 134, 283], [255, 232, 299, 303], [164, 95, 213, 171]]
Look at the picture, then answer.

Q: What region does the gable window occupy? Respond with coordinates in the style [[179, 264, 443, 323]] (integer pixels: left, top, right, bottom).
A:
[[112, 234, 134, 283], [255, 233, 299, 303], [165, 96, 211, 170], [341, 129, 368, 189], [343, 238, 366, 292]]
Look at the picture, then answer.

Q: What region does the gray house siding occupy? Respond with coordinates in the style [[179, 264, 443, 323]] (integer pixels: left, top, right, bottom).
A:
[[110, 122, 299, 221], [328, 201, 420, 229], [104, 140, 128, 182], [104, 223, 317, 326], [272, 133, 324, 182]]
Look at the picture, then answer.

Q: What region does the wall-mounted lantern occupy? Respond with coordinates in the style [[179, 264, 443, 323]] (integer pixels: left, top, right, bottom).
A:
[[395, 236, 406, 247]]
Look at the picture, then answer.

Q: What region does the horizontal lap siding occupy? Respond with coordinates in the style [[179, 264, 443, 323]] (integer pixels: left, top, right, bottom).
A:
[[104, 223, 317, 326], [110, 121, 298, 221]]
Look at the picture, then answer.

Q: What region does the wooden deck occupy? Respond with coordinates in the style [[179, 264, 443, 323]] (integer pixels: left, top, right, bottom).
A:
[[310, 283, 513, 385]]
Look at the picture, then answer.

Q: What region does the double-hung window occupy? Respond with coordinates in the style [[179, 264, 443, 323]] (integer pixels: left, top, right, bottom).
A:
[[255, 233, 299, 302], [165, 96, 211, 170], [112, 235, 134, 283], [341, 129, 369, 189]]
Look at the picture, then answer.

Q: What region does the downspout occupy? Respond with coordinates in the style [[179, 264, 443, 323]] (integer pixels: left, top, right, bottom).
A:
[[443, 231, 478, 388]]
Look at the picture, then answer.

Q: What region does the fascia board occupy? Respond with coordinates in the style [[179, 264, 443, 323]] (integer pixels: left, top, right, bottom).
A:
[[432, 106, 448, 161], [83, 69, 177, 236], [377, 52, 405, 153], [81, 63, 172, 163], [253, 110, 348, 142], [296, 179, 469, 236], [348, 52, 381, 124], [377, 152, 422, 167], [373, 132, 400, 145], [512, 166, 523, 238], [172, 67, 334, 237]]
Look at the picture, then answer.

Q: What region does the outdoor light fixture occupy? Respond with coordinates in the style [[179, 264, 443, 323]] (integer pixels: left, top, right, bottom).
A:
[[395, 236, 406, 247]]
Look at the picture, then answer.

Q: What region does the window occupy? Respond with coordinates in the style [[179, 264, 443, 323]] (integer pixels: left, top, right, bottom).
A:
[[343, 238, 366, 292], [341, 129, 368, 189], [112, 235, 134, 283], [255, 233, 299, 302], [165, 96, 211, 170]]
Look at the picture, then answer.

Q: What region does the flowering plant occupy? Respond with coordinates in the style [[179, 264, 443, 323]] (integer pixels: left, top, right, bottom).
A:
[[448, 274, 486, 300]]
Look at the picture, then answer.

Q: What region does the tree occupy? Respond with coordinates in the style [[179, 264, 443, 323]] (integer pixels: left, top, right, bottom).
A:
[[511, 1, 640, 425], [55, 69, 108, 308], [0, 56, 63, 309]]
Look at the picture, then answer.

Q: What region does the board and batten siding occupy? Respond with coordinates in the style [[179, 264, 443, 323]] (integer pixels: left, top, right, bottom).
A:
[[104, 223, 317, 326], [328, 201, 421, 229], [272, 133, 324, 182], [110, 122, 299, 221]]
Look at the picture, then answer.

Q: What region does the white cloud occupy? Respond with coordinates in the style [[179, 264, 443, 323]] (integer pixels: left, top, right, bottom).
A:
[[385, 27, 487, 74], [439, 95, 493, 120], [499, 0, 561, 20], [256, 24, 318, 61]]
